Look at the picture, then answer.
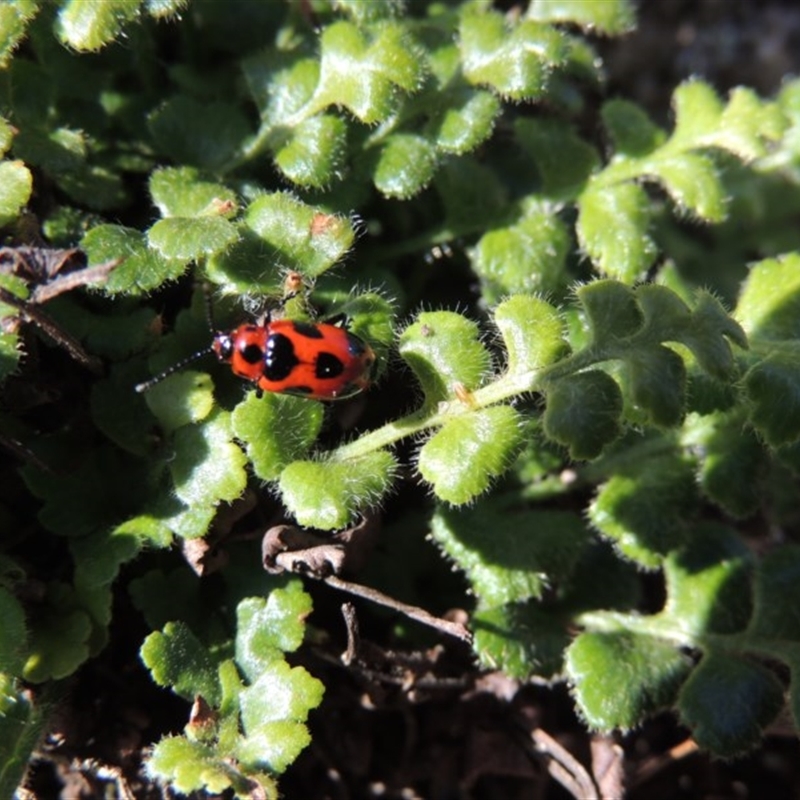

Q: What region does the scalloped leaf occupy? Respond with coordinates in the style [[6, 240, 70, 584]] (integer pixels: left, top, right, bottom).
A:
[[567, 631, 692, 730], [419, 406, 525, 505], [431, 503, 590, 606], [578, 280, 643, 342], [526, 0, 635, 35], [472, 602, 570, 679], [56, 0, 140, 51], [0, 160, 32, 227], [601, 99, 666, 156], [170, 411, 248, 511], [273, 114, 348, 188], [149, 167, 237, 218], [460, 12, 566, 101], [314, 20, 424, 124], [744, 346, 800, 447], [279, 450, 396, 531], [140, 621, 220, 705], [747, 545, 800, 641], [735, 253, 800, 340], [577, 182, 657, 282], [372, 133, 438, 199], [148, 736, 251, 796], [543, 370, 623, 460], [625, 345, 686, 426], [22, 583, 93, 682], [235, 587, 314, 682], [588, 454, 697, 568], [148, 96, 252, 170], [678, 652, 783, 757], [399, 311, 491, 406], [515, 117, 600, 197], [472, 206, 571, 296], [148, 216, 239, 261], [660, 523, 753, 636], [232, 392, 324, 482], [0, 1, 39, 67], [207, 193, 355, 292], [81, 224, 188, 295], [494, 295, 569, 376]]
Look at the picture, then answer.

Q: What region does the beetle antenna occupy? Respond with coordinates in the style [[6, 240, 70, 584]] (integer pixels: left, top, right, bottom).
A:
[[135, 345, 215, 393]]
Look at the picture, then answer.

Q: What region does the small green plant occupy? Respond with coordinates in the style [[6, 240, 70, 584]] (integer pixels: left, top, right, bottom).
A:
[[3, 1, 800, 796]]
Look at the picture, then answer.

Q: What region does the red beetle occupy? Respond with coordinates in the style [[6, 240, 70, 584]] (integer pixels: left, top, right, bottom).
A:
[[137, 313, 376, 401]]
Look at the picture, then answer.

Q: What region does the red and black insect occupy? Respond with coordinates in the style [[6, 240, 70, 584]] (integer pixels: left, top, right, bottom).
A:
[[137, 311, 377, 401]]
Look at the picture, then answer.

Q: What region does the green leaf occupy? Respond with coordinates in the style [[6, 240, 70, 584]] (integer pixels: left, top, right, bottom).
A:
[[0, 1, 39, 67], [578, 280, 643, 342], [735, 254, 800, 340], [660, 523, 753, 636], [472, 206, 571, 296], [515, 117, 600, 197], [460, 12, 566, 101], [23, 583, 93, 682], [142, 371, 215, 434], [148, 736, 245, 796], [140, 621, 220, 705], [238, 660, 323, 734], [148, 216, 239, 261], [472, 602, 571, 679], [372, 133, 438, 199], [273, 114, 348, 188], [232, 392, 324, 482], [577, 182, 657, 282], [648, 153, 725, 222], [747, 546, 800, 640], [601, 99, 666, 156], [589, 454, 697, 568], [431, 503, 590, 606], [744, 346, 800, 447], [314, 20, 424, 124], [494, 295, 569, 376], [567, 631, 692, 729], [0, 160, 32, 227], [170, 411, 248, 510], [398, 311, 491, 406], [56, 0, 141, 51], [526, 0, 636, 35], [0, 588, 27, 675], [235, 587, 314, 681], [207, 193, 355, 293], [686, 412, 766, 518], [625, 345, 686, 426], [419, 406, 525, 505], [678, 652, 784, 757], [427, 86, 500, 155], [149, 167, 238, 218], [543, 370, 623, 460], [279, 450, 396, 531], [148, 96, 252, 170], [81, 224, 188, 295]]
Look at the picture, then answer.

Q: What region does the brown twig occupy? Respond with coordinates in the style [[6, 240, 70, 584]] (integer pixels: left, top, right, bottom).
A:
[[531, 728, 600, 800], [321, 574, 473, 644]]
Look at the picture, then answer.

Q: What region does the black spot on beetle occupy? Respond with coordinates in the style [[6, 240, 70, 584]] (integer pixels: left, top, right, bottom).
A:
[[291, 321, 324, 339], [240, 343, 263, 364], [315, 351, 345, 379], [264, 332, 299, 380]]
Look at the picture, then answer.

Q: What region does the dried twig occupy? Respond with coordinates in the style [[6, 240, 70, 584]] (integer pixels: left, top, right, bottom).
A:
[[531, 727, 600, 800], [321, 574, 473, 644]]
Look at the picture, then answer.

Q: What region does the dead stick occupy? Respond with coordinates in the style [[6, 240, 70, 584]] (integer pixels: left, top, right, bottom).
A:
[[322, 574, 472, 644]]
